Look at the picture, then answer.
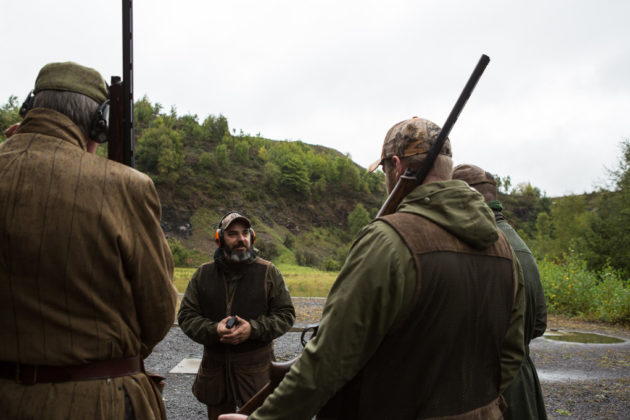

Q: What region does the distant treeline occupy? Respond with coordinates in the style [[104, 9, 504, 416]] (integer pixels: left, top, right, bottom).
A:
[[2, 95, 629, 281]]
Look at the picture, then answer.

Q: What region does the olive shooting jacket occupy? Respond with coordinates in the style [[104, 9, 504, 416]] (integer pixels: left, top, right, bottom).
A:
[[251, 180, 525, 420]]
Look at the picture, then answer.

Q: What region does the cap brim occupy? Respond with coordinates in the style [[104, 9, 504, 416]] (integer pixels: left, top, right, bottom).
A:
[[367, 158, 382, 173]]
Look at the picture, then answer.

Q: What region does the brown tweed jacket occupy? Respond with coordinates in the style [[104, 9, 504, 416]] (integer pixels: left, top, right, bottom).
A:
[[0, 108, 177, 419]]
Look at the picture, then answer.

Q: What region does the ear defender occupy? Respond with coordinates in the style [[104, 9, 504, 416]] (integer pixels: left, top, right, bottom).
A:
[[214, 228, 223, 247], [90, 100, 110, 143], [19, 91, 35, 118], [18, 90, 110, 143]]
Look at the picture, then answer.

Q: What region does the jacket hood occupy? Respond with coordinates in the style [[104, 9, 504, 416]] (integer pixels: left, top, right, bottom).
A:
[[396, 179, 499, 249]]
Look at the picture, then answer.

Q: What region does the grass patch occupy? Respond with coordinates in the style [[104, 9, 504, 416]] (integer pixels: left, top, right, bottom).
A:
[[174, 267, 196, 293], [173, 264, 337, 298], [276, 263, 337, 297]]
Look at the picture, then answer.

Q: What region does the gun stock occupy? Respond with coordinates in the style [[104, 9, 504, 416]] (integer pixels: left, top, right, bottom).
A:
[[237, 323, 320, 415], [376, 54, 490, 217], [237, 360, 294, 415]]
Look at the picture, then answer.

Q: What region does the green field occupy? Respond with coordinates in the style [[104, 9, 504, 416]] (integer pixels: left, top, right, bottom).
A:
[[173, 264, 337, 298]]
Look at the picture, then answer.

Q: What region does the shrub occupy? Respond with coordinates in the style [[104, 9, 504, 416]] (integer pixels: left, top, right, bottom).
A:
[[255, 238, 279, 260], [168, 238, 196, 267], [539, 252, 630, 323]]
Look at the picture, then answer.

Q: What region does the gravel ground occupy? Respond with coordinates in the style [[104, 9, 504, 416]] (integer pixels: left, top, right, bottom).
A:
[[145, 299, 630, 419], [531, 316, 630, 419]]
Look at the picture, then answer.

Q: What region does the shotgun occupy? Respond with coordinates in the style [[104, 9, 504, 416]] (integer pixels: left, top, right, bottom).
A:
[[237, 323, 319, 415], [108, 0, 134, 167], [376, 54, 490, 217]]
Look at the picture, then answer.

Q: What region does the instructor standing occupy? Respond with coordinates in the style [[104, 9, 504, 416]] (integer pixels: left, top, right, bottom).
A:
[[179, 211, 295, 420]]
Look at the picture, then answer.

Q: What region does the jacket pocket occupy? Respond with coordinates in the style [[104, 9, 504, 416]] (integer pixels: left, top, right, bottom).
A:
[[232, 356, 271, 402], [192, 364, 226, 405]]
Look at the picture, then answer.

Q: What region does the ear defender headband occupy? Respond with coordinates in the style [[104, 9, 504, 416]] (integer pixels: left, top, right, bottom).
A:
[[19, 91, 35, 118], [19, 90, 110, 143], [214, 212, 256, 248]]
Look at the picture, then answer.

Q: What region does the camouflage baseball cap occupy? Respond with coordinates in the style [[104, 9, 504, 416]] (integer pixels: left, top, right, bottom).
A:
[[367, 117, 452, 173], [452, 164, 496, 186], [34, 62, 108, 104], [219, 212, 251, 230]]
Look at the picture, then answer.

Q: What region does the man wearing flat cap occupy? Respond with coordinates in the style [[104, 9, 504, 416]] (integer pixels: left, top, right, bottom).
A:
[[453, 164, 547, 420], [178, 211, 295, 420], [0, 62, 177, 419], [221, 117, 525, 420]]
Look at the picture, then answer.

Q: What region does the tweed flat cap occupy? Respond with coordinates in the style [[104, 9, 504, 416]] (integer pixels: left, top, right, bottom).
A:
[[34, 62, 108, 104]]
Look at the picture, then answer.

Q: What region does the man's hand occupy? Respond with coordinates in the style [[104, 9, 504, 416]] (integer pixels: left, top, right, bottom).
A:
[[217, 316, 233, 337], [4, 123, 20, 138], [218, 414, 247, 420], [217, 315, 251, 345]]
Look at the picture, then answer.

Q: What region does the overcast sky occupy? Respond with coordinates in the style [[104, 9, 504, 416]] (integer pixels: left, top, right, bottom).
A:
[[3, 0, 629, 197]]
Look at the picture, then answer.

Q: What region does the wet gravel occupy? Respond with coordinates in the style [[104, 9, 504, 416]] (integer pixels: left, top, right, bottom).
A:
[[530, 317, 630, 419], [145, 300, 630, 420]]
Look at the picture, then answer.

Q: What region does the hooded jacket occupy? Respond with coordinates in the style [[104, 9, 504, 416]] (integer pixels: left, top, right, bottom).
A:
[[251, 180, 525, 420]]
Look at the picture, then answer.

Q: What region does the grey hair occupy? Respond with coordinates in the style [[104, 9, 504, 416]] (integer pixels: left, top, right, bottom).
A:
[[33, 90, 99, 139]]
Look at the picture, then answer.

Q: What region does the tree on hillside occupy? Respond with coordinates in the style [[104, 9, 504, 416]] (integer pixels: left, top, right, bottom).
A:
[[532, 195, 591, 261], [494, 174, 512, 194], [135, 124, 184, 185], [348, 203, 371, 236], [215, 144, 229, 168], [263, 161, 281, 192], [134, 96, 162, 138], [203, 115, 229, 143], [280, 156, 310, 196], [583, 139, 630, 277], [334, 157, 361, 192], [234, 140, 250, 164], [501, 182, 550, 239]]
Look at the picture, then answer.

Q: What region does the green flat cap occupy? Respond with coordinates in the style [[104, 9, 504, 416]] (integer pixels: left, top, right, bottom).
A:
[[34, 62, 108, 104]]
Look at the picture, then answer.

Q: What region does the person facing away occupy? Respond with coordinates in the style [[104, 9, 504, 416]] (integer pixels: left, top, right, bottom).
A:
[[0, 62, 178, 419], [452, 164, 548, 420], [220, 116, 525, 420], [178, 211, 296, 420]]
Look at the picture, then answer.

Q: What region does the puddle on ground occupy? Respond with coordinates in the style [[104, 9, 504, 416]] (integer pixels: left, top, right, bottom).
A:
[[544, 331, 625, 344]]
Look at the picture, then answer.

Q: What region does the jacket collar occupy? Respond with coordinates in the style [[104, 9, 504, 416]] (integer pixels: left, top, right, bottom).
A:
[[18, 107, 90, 151]]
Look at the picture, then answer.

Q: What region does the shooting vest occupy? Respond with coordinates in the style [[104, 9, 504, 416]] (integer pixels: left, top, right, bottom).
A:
[[197, 258, 270, 353], [319, 212, 515, 420]]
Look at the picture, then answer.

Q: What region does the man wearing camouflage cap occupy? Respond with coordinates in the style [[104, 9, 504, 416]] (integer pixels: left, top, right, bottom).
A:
[[221, 117, 524, 420], [453, 164, 547, 420], [0, 62, 177, 419], [179, 211, 295, 420]]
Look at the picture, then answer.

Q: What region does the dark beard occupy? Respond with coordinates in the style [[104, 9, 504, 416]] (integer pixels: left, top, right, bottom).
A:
[[223, 241, 254, 263]]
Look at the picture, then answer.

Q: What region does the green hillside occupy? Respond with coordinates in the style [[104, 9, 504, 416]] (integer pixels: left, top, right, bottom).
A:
[[2, 95, 629, 280], [128, 96, 386, 270]]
